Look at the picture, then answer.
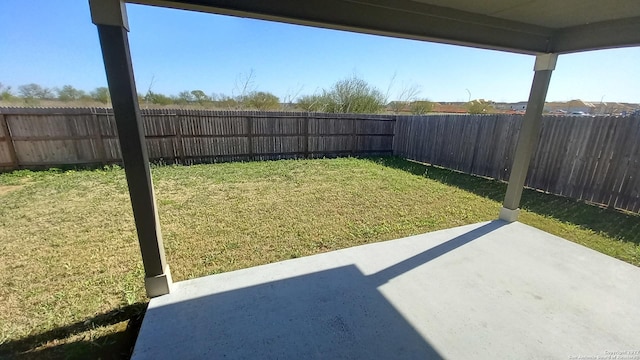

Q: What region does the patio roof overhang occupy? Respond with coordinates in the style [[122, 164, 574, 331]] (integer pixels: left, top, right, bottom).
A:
[[129, 0, 640, 54], [89, 0, 640, 297]]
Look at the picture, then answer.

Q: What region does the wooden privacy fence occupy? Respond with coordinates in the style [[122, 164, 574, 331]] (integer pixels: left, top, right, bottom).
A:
[[1, 108, 639, 213], [393, 114, 640, 213], [0, 108, 394, 169]]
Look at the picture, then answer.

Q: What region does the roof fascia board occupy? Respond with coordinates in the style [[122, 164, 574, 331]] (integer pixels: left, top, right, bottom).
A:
[[128, 0, 552, 54], [551, 16, 640, 54]]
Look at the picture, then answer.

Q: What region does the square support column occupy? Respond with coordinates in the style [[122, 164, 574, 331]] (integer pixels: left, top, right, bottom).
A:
[[90, 0, 171, 297], [500, 53, 557, 222]]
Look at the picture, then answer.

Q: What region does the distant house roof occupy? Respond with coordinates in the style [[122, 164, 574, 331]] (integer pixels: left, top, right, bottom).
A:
[[432, 104, 468, 113], [545, 100, 596, 110]]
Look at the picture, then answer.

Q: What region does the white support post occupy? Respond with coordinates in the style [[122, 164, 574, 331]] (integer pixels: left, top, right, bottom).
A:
[[90, 0, 171, 297], [500, 53, 557, 222]]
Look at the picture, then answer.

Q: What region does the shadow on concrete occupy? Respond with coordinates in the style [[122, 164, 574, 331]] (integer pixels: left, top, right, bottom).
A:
[[137, 265, 441, 359], [134, 221, 504, 359], [370, 221, 504, 285], [0, 303, 146, 360], [374, 156, 640, 246]]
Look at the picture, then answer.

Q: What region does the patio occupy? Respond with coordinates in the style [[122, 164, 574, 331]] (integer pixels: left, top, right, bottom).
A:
[[83, 0, 640, 358], [132, 221, 640, 359]]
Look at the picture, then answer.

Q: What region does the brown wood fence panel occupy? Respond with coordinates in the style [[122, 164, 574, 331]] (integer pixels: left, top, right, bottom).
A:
[[0, 107, 395, 168], [393, 114, 519, 180], [393, 113, 640, 213]]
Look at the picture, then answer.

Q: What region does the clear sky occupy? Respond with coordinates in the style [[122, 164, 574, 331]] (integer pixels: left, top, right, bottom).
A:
[[1, 0, 639, 103]]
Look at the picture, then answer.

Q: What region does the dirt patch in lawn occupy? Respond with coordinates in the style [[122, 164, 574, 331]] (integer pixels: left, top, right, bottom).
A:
[[0, 185, 23, 196]]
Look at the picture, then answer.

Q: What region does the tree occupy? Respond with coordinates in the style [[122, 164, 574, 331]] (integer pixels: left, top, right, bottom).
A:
[[239, 91, 280, 110], [466, 100, 495, 114], [281, 84, 304, 109], [339, 76, 385, 113], [329, 76, 386, 113], [18, 83, 54, 99], [78, 94, 94, 102], [297, 94, 332, 112], [233, 69, 256, 100], [176, 90, 195, 105], [297, 76, 386, 114], [91, 87, 110, 104], [56, 85, 85, 101], [212, 93, 238, 109], [411, 100, 435, 115], [144, 91, 172, 105], [0, 83, 14, 101], [190, 90, 210, 105], [389, 83, 421, 114], [41, 88, 55, 99]]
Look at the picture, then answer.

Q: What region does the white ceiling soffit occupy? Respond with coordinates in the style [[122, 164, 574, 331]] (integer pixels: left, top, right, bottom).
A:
[[128, 0, 640, 54]]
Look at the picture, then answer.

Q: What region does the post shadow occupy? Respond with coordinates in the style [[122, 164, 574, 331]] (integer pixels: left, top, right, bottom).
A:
[[369, 220, 506, 286], [0, 303, 146, 359]]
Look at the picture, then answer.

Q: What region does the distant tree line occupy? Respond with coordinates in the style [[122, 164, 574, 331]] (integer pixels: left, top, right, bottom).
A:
[[0, 82, 111, 105], [0, 77, 436, 114], [142, 89, 281, 111]]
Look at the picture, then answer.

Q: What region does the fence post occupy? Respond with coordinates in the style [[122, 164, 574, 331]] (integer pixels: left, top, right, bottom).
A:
[[304, 113, 309, 158], [174, 113, 184, 164], [0, 114, 19, 169], [247, 116, 254, 160], [92, 109, 108, 164], [391, 115, 398, 156], [66, 113, 84, 163], [351, 117, 357, 155]]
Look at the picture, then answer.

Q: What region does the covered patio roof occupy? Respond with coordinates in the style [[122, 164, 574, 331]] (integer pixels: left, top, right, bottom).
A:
[[88, 0, 639, 298], [129, 0, 640, 54]]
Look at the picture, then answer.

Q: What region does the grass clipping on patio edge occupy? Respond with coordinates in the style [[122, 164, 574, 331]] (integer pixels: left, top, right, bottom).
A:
[[0, 157, 638, 358]]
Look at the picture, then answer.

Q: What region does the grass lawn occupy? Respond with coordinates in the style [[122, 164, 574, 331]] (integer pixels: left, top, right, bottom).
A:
[[1, 157, 638, 359]]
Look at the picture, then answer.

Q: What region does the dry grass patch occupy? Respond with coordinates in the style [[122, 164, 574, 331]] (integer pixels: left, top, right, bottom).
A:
[[0, 185, 23, 196]]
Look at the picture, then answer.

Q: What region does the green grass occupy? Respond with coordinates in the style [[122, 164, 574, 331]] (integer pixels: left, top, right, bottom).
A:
[[0, 157, 638, 359]]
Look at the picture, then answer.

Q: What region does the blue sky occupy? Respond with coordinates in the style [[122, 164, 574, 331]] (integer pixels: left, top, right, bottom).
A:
[[1, 0, 639, 103]]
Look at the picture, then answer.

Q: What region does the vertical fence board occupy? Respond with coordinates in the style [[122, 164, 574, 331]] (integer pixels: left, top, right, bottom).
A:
[[0, 114, 19, 168]]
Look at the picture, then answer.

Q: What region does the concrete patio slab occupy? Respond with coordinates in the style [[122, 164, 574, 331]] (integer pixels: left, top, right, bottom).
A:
[[132, 221, 640, 359]]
